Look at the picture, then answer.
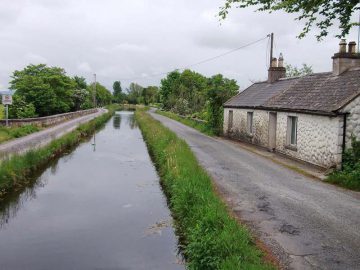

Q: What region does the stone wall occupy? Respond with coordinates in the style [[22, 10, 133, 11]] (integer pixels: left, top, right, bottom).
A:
[[224, 108, 343, 168], [340, 95, 360, 148], [276, 112, 342, 168], [224, 108, 269, 147], [0, 109, 98, 127]]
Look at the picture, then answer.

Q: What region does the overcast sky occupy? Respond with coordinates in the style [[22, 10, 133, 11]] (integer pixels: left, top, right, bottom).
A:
[[0, 0, 359, 91]]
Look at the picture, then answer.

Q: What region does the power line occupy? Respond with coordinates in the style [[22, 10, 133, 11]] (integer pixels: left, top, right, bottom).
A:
[[119, 35, 269, 81]]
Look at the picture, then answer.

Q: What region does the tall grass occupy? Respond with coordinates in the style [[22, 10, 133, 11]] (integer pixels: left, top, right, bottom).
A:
[[136, 110, 273, 270], [156, 110, 214, 136], [0, 106, 121, 198]]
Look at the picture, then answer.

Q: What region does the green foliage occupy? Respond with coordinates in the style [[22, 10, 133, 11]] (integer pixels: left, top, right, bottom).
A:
[[0, 105, 4, 120], [10, 64, 77, 117], [87, 82, 113, 107], [157, 110, 214, 136], [136, 111, 273, 270], [285, 64, 313, 78], [112, 81, 124, 103], [207, 74, 239, 135], [9, 95, 37, 119], [73, 76, 89, 110], [327, 137, 360, 191], [219, 0, 360, 40], [126, 82, 144, 104], [142, 86, 159, 105], [159, 69, 239, 135]]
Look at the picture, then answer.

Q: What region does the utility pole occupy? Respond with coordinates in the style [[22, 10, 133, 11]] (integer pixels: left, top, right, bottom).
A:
[[269, 33, 274, 67], [93, 73, 97, 108]]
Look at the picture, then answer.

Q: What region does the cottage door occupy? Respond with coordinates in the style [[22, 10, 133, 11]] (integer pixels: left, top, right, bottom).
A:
[[268, 112, 277, 151]]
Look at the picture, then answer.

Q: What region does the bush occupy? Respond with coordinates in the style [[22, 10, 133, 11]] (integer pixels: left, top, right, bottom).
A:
[[327, 137, 360, 190]]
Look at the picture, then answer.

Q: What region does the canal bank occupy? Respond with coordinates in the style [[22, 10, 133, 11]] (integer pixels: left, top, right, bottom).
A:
[[136, 110, 274, 270], [0, 107, 114, 198], [0, 111, 183, 269]]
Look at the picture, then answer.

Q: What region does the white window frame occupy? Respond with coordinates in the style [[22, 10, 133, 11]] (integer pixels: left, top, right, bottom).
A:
[[287, 116, 298, 146], [247, 112, 254, 134]]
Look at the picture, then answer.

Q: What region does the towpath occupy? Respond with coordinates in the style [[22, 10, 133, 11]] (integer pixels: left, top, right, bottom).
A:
[[149, 110, 360, 270], [0, 108, 107, 160]]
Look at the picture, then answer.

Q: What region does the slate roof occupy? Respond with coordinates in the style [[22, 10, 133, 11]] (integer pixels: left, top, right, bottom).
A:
[[224, 69, 360, 116]]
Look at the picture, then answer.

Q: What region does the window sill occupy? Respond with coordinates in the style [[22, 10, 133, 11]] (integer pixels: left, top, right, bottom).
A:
[[285, 144, 297, 151]]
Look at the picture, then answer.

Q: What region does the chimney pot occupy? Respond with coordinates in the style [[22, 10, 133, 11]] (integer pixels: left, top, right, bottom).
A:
[[271, 57, 277, 67], [348, 41, 357, 54], [278, 53, 284, 67], [339, 39, 347, 53]]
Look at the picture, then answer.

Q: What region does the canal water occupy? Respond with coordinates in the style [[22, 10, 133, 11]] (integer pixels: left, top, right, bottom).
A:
[[0, 111, 184, 270]]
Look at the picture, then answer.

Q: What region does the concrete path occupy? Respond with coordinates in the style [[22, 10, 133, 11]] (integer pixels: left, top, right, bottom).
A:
[[0, 108, 107, 160], [150, 111, 360, 270]]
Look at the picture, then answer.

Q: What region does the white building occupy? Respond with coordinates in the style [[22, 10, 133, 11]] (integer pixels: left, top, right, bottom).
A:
[[224, 40, 360, 169]]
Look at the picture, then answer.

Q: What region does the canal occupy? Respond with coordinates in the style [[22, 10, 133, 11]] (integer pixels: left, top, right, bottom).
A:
[[0, 111, 184, 270]]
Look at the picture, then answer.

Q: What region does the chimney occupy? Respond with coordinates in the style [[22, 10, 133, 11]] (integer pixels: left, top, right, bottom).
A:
[[332, 40, 360, 76], [268, 53, 286, 83]]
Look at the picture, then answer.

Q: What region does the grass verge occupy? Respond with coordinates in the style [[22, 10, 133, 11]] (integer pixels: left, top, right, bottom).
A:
[[0, 105, 121, 198], [0, 125, 41, 144], [326, 164, 360, 191], [136, 110, 273, 270], [156, 110, 214, 136]]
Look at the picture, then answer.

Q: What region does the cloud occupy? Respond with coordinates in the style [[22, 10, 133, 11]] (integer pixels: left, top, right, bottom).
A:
[[77, 62, 92, 73], [0, 0, 358, 91]]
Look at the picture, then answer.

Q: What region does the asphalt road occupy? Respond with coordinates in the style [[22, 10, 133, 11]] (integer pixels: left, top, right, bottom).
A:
[[0, 108, 107, 160], [150, 111, 360, 270]]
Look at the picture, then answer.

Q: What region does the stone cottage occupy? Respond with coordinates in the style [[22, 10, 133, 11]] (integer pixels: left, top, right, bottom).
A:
[[223, 40, 360, 169]]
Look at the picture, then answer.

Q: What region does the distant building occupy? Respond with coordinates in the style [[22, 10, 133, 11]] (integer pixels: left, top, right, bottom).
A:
[[223, 40, 360, 169]]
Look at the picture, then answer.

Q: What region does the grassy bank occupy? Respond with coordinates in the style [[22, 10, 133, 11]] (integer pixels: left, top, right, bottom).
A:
[[136, 110, 273, 270], [0, 125, 40, 144], [156, 110, 214, 136], [0, 105, 121, 198]]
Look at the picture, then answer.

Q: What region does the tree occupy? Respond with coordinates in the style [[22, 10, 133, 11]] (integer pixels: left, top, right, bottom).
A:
[[219, 1, 360, 40], [206, 74, 239, 135], [285, 64, 313, 77], [10, 64, 76, 117], [72, 76, 88, 110], [9, 95, 37, 119], [113, 81, 123, 103], [160, 70, 181, 110], [87, 82, 112, 107], [142, 86, 159, 105], [126, 83, 144, 104]]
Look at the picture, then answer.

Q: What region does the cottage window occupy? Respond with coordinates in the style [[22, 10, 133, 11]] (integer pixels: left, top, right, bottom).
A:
[[287, 116, 298, 145], [247, 112, 253, 134]]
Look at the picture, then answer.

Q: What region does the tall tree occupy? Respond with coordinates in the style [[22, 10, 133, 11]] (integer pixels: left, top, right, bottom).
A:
[[219, 0, 360, 40], [126, 83, 144, 104], [113, 81, 123, 103], [285, 64, 313, 77], [87, 82, 113, 107], [206, 74, 239, 135], [10, 64, 76, 117]]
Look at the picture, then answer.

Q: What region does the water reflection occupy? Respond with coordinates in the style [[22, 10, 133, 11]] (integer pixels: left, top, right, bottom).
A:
[[0, 111, 183, 269], [127, 113, 138, 129], [113, 113, 121, 129]]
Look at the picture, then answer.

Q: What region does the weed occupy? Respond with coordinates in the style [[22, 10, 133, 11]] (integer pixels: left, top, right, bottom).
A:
[[136, 110, 273, 270]]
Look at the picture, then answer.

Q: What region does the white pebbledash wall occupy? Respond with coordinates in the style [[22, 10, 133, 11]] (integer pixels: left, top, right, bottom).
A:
[[224, 108, 343, 168], [340, 95, 360, 147]]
